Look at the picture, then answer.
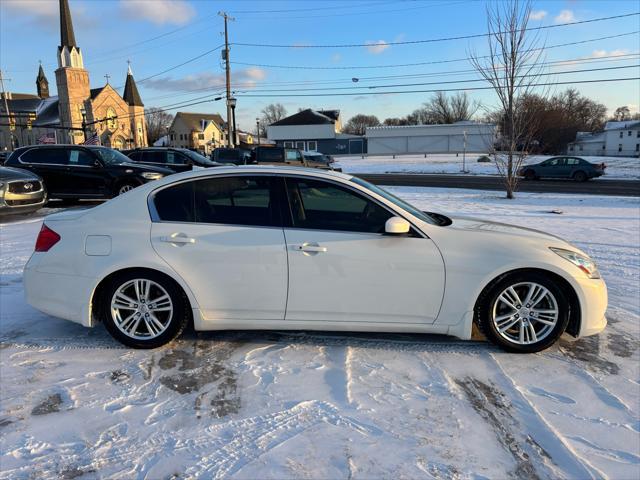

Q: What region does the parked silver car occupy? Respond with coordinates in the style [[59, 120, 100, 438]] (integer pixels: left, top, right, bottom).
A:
[[0, 166, 47, 217]]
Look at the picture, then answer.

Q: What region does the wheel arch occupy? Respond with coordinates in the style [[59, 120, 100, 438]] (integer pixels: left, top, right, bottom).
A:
[[89, 266, 198, 328], [473, 267, 581, 337]]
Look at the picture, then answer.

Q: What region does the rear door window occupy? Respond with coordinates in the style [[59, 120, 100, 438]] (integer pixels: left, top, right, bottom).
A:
[[143, 151, 167, 164], [127, 151, 143, 162], [194, 176, 280, 227], [259, 148, 284, 162], [68, 149, 95, 166], [153, 181, 195, 222]]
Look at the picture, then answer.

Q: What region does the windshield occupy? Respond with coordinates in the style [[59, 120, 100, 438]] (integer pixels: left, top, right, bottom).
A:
[[182, 149, 214, 165], [350, 177, 438, 225], [92, 148, 131, 165]]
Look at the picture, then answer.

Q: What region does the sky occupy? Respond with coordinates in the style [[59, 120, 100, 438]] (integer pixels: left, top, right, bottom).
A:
[[1, 0, 638, 132]]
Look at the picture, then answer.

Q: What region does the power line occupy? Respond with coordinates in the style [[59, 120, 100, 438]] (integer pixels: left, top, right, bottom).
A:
[[140, 53, 639, 102], [229, 65, 640, 93], [235, 77, 640, 97], [232, 12, 640, 48], [231, 31, 639, 70]]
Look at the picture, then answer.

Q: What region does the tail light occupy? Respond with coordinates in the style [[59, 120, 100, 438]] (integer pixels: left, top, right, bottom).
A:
[[35, 224, 61, 252]]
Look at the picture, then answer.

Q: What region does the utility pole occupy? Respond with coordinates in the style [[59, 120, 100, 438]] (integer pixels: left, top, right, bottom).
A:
[[0, 70, 14, 151], [219, 11, 234, 148]]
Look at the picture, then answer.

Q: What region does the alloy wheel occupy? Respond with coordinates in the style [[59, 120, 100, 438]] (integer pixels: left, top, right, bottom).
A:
[[118, 184, 134, 195], [110, 278, 173, 340], [491, 282, 559, 346]]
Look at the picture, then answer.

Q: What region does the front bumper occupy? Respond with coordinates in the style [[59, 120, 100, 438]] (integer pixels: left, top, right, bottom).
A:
[[0, 189, 47, 216], [573, 275, 608, 337]]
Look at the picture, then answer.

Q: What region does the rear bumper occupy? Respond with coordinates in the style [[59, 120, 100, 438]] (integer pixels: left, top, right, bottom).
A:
[[24, 261, 96, 327]]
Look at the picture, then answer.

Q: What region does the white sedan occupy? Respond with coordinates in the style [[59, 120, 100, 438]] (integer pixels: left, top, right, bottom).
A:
[[24, 166, 607, 352]]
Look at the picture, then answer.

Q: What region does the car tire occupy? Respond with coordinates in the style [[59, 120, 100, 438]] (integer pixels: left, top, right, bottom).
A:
[[115, 182, 138, 196], [573, 171, 587, 182], [99, 271, 190, 349], [524, 169, 537, 180], [475, 271, 570, 353]]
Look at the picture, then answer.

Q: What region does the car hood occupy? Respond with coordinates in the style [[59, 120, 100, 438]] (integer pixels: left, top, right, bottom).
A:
[[445, 215, 566, 244], [114, 162, 174, 174], [0, 166, 41, 182]]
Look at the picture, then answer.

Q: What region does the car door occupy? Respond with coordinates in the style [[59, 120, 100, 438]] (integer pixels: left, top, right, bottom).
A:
[[282, 176, 445, 325], [67, 148, 109, 197], [150, 175, 288, 322], [538, 158, 559, 178], [16, 147, 69, 196], [167, 150, 192, 173], [141, 150, 171, 170]]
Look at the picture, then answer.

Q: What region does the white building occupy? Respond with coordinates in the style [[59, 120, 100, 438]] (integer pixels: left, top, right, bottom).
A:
[[568, 120, 640, 157], [365, 121, 495, 155]]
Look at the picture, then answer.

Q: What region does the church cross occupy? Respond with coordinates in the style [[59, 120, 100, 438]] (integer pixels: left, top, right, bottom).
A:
[[104, 74, 111, 84]]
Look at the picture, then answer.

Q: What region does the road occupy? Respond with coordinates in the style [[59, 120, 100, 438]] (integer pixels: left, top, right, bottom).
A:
[[353, 173, 640, 196]]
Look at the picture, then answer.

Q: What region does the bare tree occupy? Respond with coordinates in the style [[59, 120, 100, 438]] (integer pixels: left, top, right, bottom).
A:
[[145, 107, 174, 145], [258, 103, 288, 136], [612, 106, 631, 121], [470, 0, 546, 199], [343, 114, 381, 136], [423, 91, 480, 124]]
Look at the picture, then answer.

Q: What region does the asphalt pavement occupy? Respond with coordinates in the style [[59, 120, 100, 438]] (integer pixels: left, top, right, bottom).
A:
[[353, 174, 640, 197]]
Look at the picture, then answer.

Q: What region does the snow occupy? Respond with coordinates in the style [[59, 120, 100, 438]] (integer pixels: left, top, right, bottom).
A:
[[336, 154, 640, 179], [1, 190, 639, 479]]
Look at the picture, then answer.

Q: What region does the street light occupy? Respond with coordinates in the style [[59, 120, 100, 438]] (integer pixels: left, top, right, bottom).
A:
[[227, 97, 237, 148], [256, 117, 261, 146], [80, 107, 87, 143]]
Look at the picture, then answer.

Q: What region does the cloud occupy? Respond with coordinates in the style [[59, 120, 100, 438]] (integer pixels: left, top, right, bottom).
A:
[[331, 53, 342, 63], [529, 10, 547, 21], [553, 49, 631, 67], [365, 40, 390, 54], [1, 0, 94, 32], [555, 10, 575, 23], [143, 68, 267, 92], [119, 0, 195, 26]]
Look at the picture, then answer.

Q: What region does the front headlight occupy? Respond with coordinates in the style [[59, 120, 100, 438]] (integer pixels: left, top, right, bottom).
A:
[[550, 247, 600, 279], [141, 172, 164, 181]]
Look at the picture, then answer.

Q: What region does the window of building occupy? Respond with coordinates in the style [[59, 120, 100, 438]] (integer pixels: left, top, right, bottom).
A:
[[170, 134, 174, 141], [628, 131, 632, 136], [637, 130, 640, 138], [307, 141, 317, 151], [579, 145, 583, 151], [636, 144, 639, 152], [284, 177, 392, 234], [619, 131, 623, 138], [283, 141, 294, 148], [618, 144, 622, 152], [295, 141, 305, 150], [198, 133, 205, 140]]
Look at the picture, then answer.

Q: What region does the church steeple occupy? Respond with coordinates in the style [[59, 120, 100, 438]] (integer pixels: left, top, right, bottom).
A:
[[59, 0, 77, 48], [57, 0, 83, 68], [36, 63, 49, 98], [123, 63, 144, 107]]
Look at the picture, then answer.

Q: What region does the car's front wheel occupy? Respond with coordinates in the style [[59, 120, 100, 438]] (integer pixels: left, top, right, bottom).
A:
[[475, 272, 570, 353], [100, 271, 190, 348], [116, 182, 137, 196], [524, 169, 537, 180]]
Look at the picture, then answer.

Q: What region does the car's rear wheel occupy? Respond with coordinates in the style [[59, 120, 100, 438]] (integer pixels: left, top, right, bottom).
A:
[[475, 272, 570, 353], [573, 171, 587, 182], [116, 182, 137, 196], [100, 271, 189, 348]]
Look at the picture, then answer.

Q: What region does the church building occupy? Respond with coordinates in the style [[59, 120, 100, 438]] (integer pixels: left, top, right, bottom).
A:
[[0, 0, 148, 150]]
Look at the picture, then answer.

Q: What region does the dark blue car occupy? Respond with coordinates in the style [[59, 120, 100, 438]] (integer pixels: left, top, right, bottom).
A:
[[518, 156, 606, 182]]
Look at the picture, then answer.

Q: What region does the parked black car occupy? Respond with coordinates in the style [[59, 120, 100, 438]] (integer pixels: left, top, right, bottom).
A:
[[518, 156, 606, 181], [211, 147, 252, 165], [0, 166, 47, 216], [5, 145, 173, 199], [122, 147, 221, 172]]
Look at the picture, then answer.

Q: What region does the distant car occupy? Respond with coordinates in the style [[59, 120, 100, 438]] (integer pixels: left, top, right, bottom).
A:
[[0, 166, 47, 216], [211, 147, 252, 165], [122, 147, 221, 173], [518, 157, 606, 182], [302, 151, 339, 171], [5, 145, 172, 199], [250, 146, 308, 167]]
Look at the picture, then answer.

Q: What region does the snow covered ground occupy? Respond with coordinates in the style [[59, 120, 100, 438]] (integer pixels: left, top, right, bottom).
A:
[[336, 154, 640, 180], [1, 189, 639, 479]]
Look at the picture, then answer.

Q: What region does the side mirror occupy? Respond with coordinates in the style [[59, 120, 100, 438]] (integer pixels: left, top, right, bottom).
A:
[[385, 216, 410, 235]]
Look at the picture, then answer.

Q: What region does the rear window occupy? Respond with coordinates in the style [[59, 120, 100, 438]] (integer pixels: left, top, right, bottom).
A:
[[259, 148, 284, 162], [21, 148, 68, 165]]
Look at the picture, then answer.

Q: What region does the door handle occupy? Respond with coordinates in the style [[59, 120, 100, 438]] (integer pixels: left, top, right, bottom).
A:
[[160, 233, 195, 245], [293, 242, 327, 253]]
